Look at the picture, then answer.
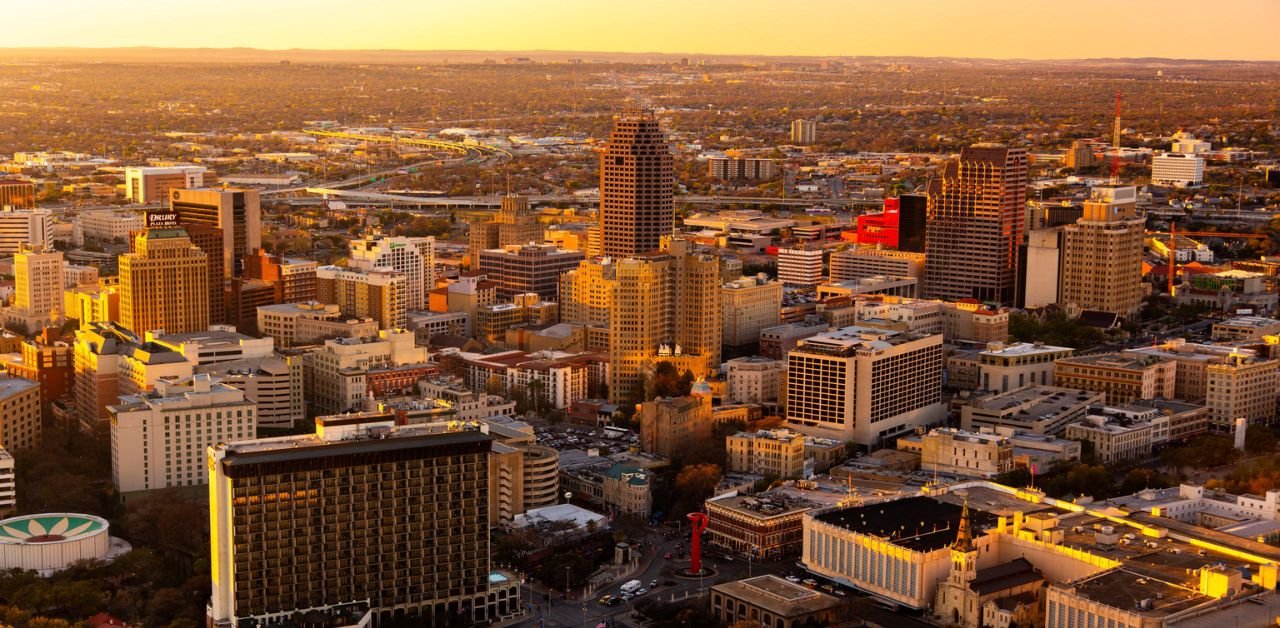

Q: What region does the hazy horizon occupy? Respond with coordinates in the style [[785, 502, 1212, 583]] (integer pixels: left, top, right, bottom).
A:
[[6, 0, 1280, 62]]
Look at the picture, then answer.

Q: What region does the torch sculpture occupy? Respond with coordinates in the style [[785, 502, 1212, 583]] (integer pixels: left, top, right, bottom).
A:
[[687, 512, 709, 575]]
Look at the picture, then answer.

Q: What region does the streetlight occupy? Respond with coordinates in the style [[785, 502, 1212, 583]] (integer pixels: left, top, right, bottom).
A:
[[565, 565, 572, 600]]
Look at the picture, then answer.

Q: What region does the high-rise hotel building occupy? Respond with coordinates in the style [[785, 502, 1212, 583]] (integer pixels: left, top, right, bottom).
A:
[[348, 235, 434, 311], [118, 228, 210, 335], [1061, 185, 1145, 317], [170, 188, 261, 278], [786, 326, 945, 446], [208, 414, 523, 627], [600, 109, 673, 257], [924, 144, 1028, 304]]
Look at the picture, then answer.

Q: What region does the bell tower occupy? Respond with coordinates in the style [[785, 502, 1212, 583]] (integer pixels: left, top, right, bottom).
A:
[[949, 498, 978, 587]]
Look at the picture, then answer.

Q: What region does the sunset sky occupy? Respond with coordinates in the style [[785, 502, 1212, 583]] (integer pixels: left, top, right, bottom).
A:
[[6, 0, 1279, 60]]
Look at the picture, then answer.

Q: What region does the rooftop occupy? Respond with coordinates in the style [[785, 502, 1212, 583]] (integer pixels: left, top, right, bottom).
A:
[[1057, 352, 1169, 370], [710, 576, 842, 617], [811, 496, 1000, 553]]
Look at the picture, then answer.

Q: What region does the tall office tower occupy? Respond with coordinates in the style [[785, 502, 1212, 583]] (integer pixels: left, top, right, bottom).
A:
[[0, 179, 36, 209], [923, 144, 1028, 304], [208, 416, 519, 627], [347, 235, 433, 311], [109, 374, 256, 495], [785, 326, 945, 447], [12, 244, 64, 330], [777, 246, 824, 288], [477, 244, 585, 301], [600, 109, 673, 257], [468, 195, 542, 269], [182, 223, 226, 326], [897, 194, 928, 253], [608, 240, 721, 403], [245, 249, 318, 304], [118, 229, 210, 335], [124, 166, 206, 203], [790, 119, 817, 145], [1061, 185, 1145, 316], [169, 188, 262, 278], [315, 266, 406, 329], [0, 207, 52, 255]]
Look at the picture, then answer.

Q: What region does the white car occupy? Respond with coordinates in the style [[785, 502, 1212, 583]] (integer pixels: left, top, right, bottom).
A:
[[785, 575, 801, 583], [637, 588, 648, 595]]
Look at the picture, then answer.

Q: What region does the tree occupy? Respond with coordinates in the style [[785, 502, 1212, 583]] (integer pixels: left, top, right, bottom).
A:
[[674, 464, 722, 514], [1245, 425, 1278, 456]]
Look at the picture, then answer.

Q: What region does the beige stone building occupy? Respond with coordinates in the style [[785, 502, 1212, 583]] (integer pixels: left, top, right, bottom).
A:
[[639, 391, 712, 459], [829, 247, 926, 282], [256, 301, 378, 348], [897, 427, 1013, 479], [118, 229, 210, 336], [726, 429, 807, 478], [1054, 353, 1176, 404], [721, 275, 782, 354], [1061, 185, 1144, 317], [1205, 353, 1279, 431], [316, 265, 406, 330]]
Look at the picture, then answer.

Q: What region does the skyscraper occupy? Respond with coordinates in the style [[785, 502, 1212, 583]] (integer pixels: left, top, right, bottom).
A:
[[118, 228, 210, 335], [600, 109, 673, 257], [923, 144, 1028, 304], [169, 188, 262, 278], [1061, 185, 1145, 317], [208, 414, 522, 627], [607, 239, 720, 403]]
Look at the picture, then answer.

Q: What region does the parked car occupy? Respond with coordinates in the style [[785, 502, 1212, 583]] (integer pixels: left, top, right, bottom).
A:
[[649, 579, 659, 588], [785, 575, 801, 583], [663, 552, 672, 559]]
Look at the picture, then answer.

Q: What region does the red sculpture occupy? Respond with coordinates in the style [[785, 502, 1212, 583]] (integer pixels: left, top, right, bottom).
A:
[[687, 512, 709, 574]]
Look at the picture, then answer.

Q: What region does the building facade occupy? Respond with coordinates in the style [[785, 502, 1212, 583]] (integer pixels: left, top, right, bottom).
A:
[[924, 144, 1028, 304], [118, 229, 210, 335], [600, 109, 673, 257]]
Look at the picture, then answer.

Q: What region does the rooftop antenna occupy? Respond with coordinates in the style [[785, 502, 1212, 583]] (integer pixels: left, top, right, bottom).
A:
[[1111, 91, 1123, 184]]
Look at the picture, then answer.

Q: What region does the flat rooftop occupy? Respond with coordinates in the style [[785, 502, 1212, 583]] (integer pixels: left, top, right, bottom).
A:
[[711, 576, 842, 617], [1057, 353, 1168, 370], [966, 386, 1101, 417], [981, 342, 1073, 357]]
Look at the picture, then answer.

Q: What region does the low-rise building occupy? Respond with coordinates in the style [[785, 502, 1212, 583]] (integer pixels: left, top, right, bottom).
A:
[[256, 301, 378, 348], [1054, 353, 1176, 404], [726, 429, 807, 478], [1211, 316, 1280, 341], [1065, 414, 1154, 464], [639, 392, 713, 459], [958, 386, 1104, 436], [897, 428, 1013, 479], [559, 455, 653, 516], [710, 576, 842, 628], [302, 329, 427, 415], [947, 341, 1075, 393]]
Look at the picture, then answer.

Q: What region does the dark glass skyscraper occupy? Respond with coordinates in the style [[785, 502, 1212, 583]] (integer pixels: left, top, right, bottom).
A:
[[923, 145, 1028, 304], [600, 109, 673, 257]]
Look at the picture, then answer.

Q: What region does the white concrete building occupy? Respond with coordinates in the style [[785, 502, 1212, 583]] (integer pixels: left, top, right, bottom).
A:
[[108, 374, 257, 494], [147, 328, 274, 366], [79, 209, 144, 242], [0, 207, 52, 255], [303, 329, 427, 415], [786, 326, 945, 446], [725, 356, 785, 405], [1151, 152, 1204, 188], [124, 166, 206, 203], [196, 355, 304, 429]]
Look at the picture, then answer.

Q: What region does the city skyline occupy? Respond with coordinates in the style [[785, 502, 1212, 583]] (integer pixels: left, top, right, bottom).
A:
[[4, 0, 1280, 61]]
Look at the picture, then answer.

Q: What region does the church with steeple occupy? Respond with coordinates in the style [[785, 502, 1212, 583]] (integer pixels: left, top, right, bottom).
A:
[[933, 499, 1046, 628]]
